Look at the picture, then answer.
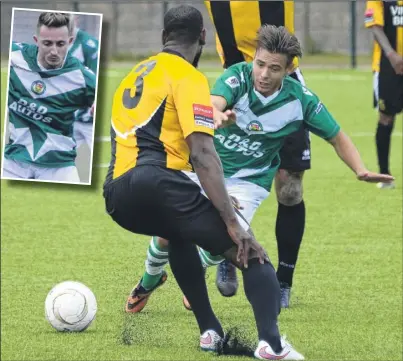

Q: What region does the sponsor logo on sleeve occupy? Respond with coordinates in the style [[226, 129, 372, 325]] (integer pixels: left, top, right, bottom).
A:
[[193, 104, 214, 129], [315, 101, 323, 114], [86, 39, 96, 48], [225, 76, 240, 88], [365, 8, 374, 23]]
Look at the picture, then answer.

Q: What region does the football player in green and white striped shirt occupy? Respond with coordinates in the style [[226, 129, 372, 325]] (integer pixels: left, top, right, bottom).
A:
[[127, 26, 393, 359], [68, 14, 99, 148], [2, 12, 95, 183]]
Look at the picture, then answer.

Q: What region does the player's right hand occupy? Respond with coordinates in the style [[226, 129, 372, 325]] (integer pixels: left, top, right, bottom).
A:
[[214, 108, 236, 129], [356, 170, 395, 183], [227, 223, 268, 268], [387, 51, 403, 75]]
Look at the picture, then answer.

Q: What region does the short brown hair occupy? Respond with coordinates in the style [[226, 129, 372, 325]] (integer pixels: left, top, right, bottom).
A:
[[36, 12, 72, 35], [256, 25, 302, 66]]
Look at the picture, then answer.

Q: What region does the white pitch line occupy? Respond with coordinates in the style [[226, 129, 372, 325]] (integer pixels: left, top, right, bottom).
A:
[[352, 132, 402, 137], [90, 70, 370, 81]]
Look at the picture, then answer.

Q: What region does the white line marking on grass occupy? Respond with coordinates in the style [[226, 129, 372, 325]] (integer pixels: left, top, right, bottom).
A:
[[96, 163, 109, 168], [103, 70, 126, 77], [204, 71, 222, 78], [305, 74, 367, 81], [352, 132, 402, 137], [203, 72, 368, 81]]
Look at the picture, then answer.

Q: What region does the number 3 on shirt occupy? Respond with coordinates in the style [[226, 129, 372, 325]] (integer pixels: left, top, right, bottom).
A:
[[123, 60, 156, 109]]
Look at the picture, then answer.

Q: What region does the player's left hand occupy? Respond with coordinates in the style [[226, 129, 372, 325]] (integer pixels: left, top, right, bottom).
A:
[[387, 51, 403, 75], [214, 109, 236, 129], [356, 170, 395, 183]]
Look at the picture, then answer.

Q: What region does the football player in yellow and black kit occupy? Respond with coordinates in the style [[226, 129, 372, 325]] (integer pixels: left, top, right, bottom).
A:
[[205, 0, 307, 308], [365, 1, 403, 189], [103, 5, 303, 359]]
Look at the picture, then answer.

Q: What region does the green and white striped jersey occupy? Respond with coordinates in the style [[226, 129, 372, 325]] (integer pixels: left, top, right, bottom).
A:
[[69, 29, 99, 123], [212, 62, 340, 191], [5, 42, 96, 168], [68, 29, 99, 74]]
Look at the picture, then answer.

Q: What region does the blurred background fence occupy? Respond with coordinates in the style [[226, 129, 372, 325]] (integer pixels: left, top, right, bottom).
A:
[[11, 8, 101, 45], [1, 1, 372, 67]]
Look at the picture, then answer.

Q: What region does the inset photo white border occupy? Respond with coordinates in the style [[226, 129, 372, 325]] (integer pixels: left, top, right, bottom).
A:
[[1, 8, 103, 186]]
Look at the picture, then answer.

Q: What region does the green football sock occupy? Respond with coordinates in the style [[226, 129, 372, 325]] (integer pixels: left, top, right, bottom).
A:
[[141, 236, 169, 290], [199, 248, 224, 268]]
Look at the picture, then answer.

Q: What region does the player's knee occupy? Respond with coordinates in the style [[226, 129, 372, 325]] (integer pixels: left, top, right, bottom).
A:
[[157, 237, 169, 248], [275, 170, 304, 206], [379, 112, 395, 126]]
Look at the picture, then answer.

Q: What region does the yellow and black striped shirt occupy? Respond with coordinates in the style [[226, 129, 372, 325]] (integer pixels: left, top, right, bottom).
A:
[[106, 50, 214, 182], [365, 1, 403, 72], [205, 0, 297, 69]]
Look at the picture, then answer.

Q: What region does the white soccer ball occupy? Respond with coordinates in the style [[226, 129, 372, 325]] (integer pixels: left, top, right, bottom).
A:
[[45, 281, 97, 332]]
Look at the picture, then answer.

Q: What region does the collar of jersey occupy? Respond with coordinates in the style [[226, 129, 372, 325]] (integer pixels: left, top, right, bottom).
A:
[[253, 80, 284, 105], [161, 48, 186, 60]]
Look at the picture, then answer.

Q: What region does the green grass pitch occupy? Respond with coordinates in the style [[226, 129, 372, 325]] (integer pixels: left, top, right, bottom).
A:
[[1, 63, 402, 361]]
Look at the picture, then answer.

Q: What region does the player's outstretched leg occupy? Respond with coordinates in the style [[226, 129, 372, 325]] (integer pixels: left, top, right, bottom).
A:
[[183, 248, 223, 311], [275, 170, 305, 308], [222, 247, 304, 360], [168, 240, 224, 352], [125, 236, 169, 313]]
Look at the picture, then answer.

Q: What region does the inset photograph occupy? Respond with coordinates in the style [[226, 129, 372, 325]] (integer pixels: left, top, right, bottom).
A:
[[1, 8, 102, 185]]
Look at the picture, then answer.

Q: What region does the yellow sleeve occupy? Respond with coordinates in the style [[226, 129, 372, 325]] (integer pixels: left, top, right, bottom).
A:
[[173, 71, 215, 139], [365, 1, 384, 28]]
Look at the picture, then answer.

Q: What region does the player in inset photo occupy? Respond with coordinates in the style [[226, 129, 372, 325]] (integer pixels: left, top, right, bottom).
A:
[[1, 10, 101, 184]]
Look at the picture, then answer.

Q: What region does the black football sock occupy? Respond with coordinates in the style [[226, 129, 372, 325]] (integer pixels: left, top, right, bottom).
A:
[[242, 258, 282, 353], [276, 201, 305, 287], [376, 122, 394, 174], [168, 241, 224, 337]]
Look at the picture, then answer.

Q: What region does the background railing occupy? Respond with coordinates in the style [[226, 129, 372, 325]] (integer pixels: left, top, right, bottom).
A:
[[1, 1, 371, 68]]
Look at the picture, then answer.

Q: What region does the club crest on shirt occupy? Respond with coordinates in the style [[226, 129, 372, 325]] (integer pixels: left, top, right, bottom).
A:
[[246, 120, 263, 132], [31, 80, 46, 95]]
